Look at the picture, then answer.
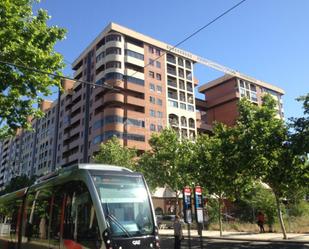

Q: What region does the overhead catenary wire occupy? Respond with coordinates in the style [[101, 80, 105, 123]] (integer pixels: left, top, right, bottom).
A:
[[0, 60, 118, 91], [129, 0, 248, 78]]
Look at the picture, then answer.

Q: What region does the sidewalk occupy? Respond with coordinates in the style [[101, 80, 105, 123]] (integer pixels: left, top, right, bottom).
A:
[[159, 229, 309, 243]]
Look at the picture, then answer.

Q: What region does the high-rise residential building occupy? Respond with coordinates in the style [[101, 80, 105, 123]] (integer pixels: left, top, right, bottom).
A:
[[59, 22, 200, 167], [0, 100, 58, 189], [198, 74, 285, 126], [0, 131, 22, 189], [0, 22, 285, 188]]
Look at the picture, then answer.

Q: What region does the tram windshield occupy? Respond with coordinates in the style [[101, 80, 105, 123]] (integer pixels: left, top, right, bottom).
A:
[[92, 174, 154, 237]]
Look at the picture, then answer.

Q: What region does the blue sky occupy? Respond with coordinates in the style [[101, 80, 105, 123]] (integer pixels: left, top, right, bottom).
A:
[[35, 0, 309, 120]]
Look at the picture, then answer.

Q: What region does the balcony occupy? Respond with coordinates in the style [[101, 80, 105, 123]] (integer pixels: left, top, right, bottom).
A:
[[168, 88, 178, 100], [127, 95, 145, 107], [167, 65, 176, 76], [124, 68, 144, 80], [167, 76, 177, 88], [167, 53, 176, 64]]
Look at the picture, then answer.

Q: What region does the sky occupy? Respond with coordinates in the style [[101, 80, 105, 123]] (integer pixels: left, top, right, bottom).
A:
[[34, 0, 309, 120]]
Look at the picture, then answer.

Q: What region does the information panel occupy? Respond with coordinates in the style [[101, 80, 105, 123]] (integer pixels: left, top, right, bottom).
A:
[[182, 186, 192, 224], [194, 186, 204, 223]]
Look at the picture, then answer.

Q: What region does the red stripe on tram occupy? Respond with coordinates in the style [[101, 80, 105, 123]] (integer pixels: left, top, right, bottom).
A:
[[63, 239, 83, 249]]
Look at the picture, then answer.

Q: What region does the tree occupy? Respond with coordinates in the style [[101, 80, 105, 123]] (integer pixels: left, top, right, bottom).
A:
[[236, 95, 309, 239], [193, 124, 253, 236], [289, 93, 309, 156], [93, 136, 137, 170], [0, 174, 36, 195], [237, 184, 277, 231], [0, 0, 66, 138], [138, 128, 194, 214]]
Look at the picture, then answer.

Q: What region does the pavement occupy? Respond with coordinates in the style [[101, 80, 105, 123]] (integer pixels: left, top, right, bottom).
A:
[[159, 229, 309, 243]]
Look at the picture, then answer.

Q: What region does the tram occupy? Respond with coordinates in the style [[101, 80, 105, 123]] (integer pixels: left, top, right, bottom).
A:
[[0, 164, 159, 249]]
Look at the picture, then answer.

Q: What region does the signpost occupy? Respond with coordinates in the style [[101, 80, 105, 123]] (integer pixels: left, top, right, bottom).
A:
[[194, 186, 204, 249], [183, 186, 192, 249]]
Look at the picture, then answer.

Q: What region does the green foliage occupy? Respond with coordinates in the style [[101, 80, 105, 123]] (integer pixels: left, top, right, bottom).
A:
[[286, 200, 309, 218], [138, 128, 194, 193], [93, 136, 137, 170], [195, 124, 253, 200], [0, 174, 36, 195], [0, 0, 66, 138], [289, 93, 309, 157], [235, 94, 309, 238], [241, 184, 277, 227], [237, 95, 308, 200], [205, 198, 220, 225]]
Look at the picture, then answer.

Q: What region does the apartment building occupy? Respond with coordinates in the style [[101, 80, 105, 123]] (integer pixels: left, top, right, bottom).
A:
[[0, 22, 204, 186], [0, 131, 22, 189], [0, 22, 285, 188], [0, 100, 58, 189], [57, 22, 200, 167], [198, 74, 285, 126]]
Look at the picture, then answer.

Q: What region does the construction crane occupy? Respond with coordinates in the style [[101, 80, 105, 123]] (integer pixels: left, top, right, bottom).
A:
[[166, 45, 285, 94]]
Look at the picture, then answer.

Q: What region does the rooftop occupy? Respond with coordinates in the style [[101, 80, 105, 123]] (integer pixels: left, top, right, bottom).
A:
[[72, 22, 199, 67], [198, 74, 285, 95]]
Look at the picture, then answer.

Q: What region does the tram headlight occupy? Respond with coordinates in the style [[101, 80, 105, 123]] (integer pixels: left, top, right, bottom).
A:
[[102, 229, 113, 249], [154, 226, 160, 248]]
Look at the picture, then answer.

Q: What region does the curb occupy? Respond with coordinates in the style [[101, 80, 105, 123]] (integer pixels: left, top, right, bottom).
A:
[[159, 234, 309, 244]]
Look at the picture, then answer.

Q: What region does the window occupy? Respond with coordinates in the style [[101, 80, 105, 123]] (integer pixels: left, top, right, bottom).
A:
[[148, 46, 154, 54], [179, 80, 185, 90], [189, 118, 195, 128], [178, 57, 184, 66], [157, 98, 162, 106], [155, 48, 161, 56], [150, 109, 156, 117], [186, 82, 193, 92], [149, 96, 155, 104], [157, 111, 163, 118], [168, 88, 178, 100], [167, 53, 176, 64], [149, 59, 155, 66], [156, 73, 161, 81], [157, 85, 162, 93], [125, 49, 144, 60], [106, 34, 121, 42], [96, 51, 105, 62], [150, 124, 156, 131], [187, 93, 194, 104], [180, 103, 186, 110], [168, 100, 178, 108], [167, 64, 176, 76], [0, 197, 22, 246], [106, 61, 121, 69], [188, 105, 194, 112], [185, 60, 191, 69], [179, 91, 186, 102], [125, 75, 144, 86], [156, 61, 161, 68], [181, 129, 188, 138], [106, 47, 121, 55], [157, 125, 163, 131], [178, 68, 184, 78], [168, 76, 177, 87], [150, 83, 155, 92], [186, 70, 192, 80], [181, 116, 187, 127], [149, 71, 154, 78]]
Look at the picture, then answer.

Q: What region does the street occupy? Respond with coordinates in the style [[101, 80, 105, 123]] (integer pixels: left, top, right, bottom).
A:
[[160, 236, 309, 249]]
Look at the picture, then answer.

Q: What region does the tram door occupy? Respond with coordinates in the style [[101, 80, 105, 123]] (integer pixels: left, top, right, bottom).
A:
[[23, 187, 59, 249], [60, 181, 101, 249], [22, 181, 101, 249]]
